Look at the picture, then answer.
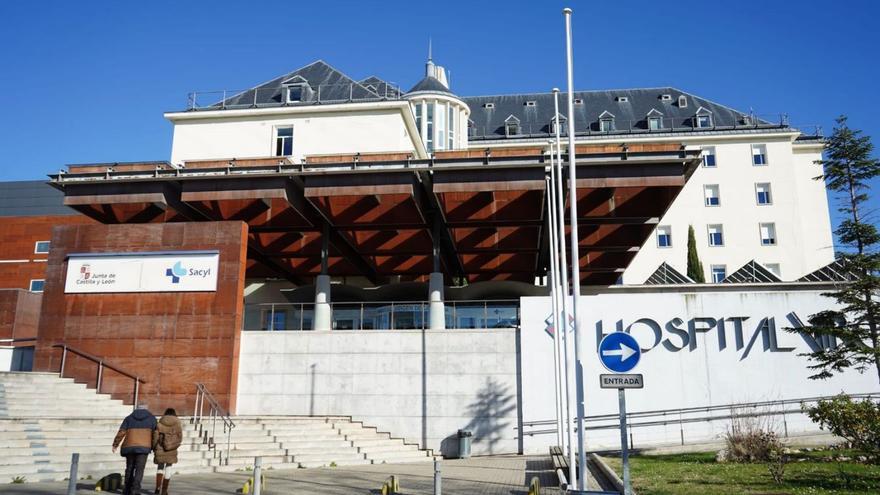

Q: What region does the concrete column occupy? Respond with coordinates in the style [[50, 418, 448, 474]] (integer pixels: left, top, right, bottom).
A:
[[428, 272, 446, 330], [313, 274, 332, 331]]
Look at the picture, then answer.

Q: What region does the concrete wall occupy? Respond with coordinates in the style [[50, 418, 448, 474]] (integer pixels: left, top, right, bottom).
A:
[[519, 285, 878, 453], [169, 105, 418, 165], [236, 329, 521, 456]]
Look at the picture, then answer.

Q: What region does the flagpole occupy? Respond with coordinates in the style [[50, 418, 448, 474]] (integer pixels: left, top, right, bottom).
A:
[[552, 87, 575, 485], [563, 7, 587, 490], [546, 149, 564, 450]]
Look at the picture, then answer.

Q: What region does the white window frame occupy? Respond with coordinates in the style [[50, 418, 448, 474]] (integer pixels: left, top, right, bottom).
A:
[[755, 182, 773, 205], [599, 118, 614, 132], [285, 84, 307, 103], [448, 105, 455, 149], [29, 279, 45, 293], [696, 114, 713, 128], [648, 117, 663, 130], [34, 241, 50, 254], [710, 265, 726, 283], [759, 222, 777, 246], [436, 102, 446, 151], [708, 224, 724, 247], [751, 144, 768, 166], [704, 184, 721, 207], [656, 225, 672, 248], [274, 126, 293, 156], [701, 146, 717, 168]]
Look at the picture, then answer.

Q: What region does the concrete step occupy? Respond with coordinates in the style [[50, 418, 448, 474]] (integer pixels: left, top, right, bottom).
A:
[[296, 458, 373, 468]]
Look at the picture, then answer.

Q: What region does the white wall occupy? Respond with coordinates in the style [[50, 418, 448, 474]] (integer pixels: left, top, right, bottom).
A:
[[0, 347, 11, 372], [169, 106, 417, 165], [519, 286, 878, 453], [237, 328, 521, 456], [623, 136, 833, 283]]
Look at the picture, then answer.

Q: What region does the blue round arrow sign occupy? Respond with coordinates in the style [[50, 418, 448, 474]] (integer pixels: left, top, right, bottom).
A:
[[598, 332, 641, 373]]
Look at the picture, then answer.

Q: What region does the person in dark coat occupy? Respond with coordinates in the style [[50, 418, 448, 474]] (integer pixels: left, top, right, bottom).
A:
[[112, 405, 158, 495], [152, 408, 183, 495]]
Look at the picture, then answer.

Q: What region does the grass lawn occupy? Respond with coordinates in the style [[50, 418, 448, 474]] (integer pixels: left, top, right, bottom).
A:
[[603, 451, 880, 495]]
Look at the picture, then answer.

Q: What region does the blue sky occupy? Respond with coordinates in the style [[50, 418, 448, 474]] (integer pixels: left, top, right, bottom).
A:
[[1, 0, 878, 234]]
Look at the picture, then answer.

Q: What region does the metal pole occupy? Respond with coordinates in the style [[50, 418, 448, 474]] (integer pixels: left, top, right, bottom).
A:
[[67, 453, 79, 495], [133, 378, 139, 410], [546, 173, 564, 450], [253, 456, 262, 495], [619, 389, 632, 495], [96, 362, 103, 394], [563, 8, 587, 490], [552, 88, 575, 485], [59, 346, 67, 378], [434, 459, 442, 495]]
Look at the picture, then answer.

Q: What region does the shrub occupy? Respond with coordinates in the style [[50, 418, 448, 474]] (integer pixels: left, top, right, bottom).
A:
[[805, 394, 880, 461], [11, 476, 26, 484], [723, 412, 784, 463]]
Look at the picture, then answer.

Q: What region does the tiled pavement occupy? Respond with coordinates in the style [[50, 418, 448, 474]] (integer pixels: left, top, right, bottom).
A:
[[0, 455, 570, 495]]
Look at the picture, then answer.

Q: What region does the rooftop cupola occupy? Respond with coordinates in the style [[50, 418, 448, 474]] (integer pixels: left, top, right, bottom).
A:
[[405, 47, 470, 153]]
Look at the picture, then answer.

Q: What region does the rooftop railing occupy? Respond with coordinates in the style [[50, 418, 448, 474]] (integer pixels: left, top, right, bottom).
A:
[[186, 83, 403, 111], [242, 300, 520, 331]]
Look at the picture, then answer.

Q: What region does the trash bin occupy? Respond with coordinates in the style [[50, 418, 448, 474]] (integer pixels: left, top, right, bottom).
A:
[[457, 429, 472, 459]]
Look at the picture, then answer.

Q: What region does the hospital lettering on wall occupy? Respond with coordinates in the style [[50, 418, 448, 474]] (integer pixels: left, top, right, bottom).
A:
[[594, 312, 837, 360]]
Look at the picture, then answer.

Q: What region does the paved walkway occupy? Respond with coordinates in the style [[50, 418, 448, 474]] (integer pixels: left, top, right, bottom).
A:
[[0, 455, 565, 495]]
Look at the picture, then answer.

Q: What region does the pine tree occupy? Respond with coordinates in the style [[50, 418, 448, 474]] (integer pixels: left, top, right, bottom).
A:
[[686, 225, 705, 283], [796, 116, 880, 383]]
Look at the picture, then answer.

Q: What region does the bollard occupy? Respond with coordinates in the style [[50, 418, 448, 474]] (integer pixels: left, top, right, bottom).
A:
[[528, 476, 541, 495], [67, 453, 79, 495], [253, 456, 262, 495], [433, 459, 441, 495]]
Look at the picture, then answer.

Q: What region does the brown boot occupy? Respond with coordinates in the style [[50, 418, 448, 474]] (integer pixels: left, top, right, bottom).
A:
[[154, 473, 164, 494], [161, 478, 170, 495]]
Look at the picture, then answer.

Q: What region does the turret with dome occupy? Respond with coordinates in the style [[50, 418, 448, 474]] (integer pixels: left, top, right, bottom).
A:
[[404, 51, 470, 153]]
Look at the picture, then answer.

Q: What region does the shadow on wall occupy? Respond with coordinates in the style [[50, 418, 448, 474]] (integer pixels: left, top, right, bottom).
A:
[[460, 376, 517, 455]]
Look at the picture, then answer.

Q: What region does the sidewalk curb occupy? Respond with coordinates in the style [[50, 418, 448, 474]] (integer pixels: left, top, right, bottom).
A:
[[589, 453, 633, 495]]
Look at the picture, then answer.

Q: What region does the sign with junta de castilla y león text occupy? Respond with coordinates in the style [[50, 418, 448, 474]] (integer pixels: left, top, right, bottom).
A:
[[64, 251, 219, 293]]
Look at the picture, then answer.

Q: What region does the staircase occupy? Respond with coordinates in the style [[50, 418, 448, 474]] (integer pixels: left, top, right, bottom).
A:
[[0, 372, 433, 484]]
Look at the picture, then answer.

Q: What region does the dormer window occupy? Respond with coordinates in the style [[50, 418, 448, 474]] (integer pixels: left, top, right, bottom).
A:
[[574, 98, 584, 105], [525, 101, 537, 107], [504, 115, 520, 137], [598, 110, 615, 132], [678, 95, 687, 108], [281, 75, 310, 104], [694, 107, 713, 128], [646, 109, 664, 130], [286, 85, 306, 103], [660, 94, 672, 101], [483, 102, 495, 109], [550, 114, 567, 135], [615, 96, 629, 103]]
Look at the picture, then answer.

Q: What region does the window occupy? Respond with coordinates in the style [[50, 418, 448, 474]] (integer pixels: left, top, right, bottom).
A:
[[600, 118, 614, 132], [436, 102, 446, 150], [696, 114, 712, 128], [648, 117, 663, 130], [760, 222, 777, 246], [764, 263, 781, 277], [660, 94, 672, 101], [274, 127, 293, 156], [702, 147, 716, 167], [34, 241, 50, 254], [752, 144, 768, 166], [656, 226, 672, 248], [755, 183, 772, 205], [505, 116, 520, 137], [678, 95, 687, 108], [711, 265, 726, 283], [426, 103, 434, 152], [550, 115, 566, 135], [483, 102, 495, 109], [286, 85, 305, 103], [574, 98, 584, 105], [525, 100, 537, 107], [708, 224, 724, 246], [448, 106, 455, 149], [616, 96, 629, 102], [261, 309, 286, 331], [29, 279, 45, 293], [704, 184, 720, 206], [414, 103, 422, 137]]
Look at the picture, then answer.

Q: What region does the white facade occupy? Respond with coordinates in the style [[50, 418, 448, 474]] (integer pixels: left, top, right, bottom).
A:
[[619, 134, 833, 283], [166, 102, 426, 166]]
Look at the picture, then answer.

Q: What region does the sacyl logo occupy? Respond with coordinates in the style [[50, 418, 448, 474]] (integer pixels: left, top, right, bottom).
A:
[[165, 261, 187, 284]]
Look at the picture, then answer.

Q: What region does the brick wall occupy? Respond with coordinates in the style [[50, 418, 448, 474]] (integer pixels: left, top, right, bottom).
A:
[[0, 215, 94, 290], [34, 221, 248, 414]]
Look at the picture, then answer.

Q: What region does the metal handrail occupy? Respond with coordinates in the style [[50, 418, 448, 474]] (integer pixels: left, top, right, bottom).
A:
[[52, 343, 145, 409], [192, 383, 235, 466], [521, 392, 880, 445]]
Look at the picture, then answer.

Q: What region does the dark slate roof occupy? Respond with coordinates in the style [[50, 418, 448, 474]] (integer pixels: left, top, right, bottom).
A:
[[722, 260, 782, 284], [797, 259, 856, 282], [407, 76, 455, 96], [0, 181, 75, 217], [211, 60, 381, 109], [462, 88, 779, 141], [644, 262, 694, 285], [359, 76, 401, 99]]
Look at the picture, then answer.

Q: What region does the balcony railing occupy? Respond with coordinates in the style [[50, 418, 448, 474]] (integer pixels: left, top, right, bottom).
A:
[[242, 300, 520, 331]]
